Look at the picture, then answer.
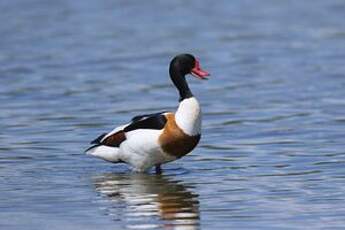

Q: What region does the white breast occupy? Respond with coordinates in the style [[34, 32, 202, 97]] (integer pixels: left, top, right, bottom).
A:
[[174, 97, 202, 136]]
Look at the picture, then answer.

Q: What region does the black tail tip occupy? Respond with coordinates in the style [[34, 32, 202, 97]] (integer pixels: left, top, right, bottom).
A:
[[90, 133, 107, 144], [85, 144, 100, 153]]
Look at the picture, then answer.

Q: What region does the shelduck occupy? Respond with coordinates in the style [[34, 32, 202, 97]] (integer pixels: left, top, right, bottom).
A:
[[86, 54, 210, 173]]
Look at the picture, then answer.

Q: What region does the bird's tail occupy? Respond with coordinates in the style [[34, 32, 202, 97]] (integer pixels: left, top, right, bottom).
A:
[[85, 145, 122, 163]]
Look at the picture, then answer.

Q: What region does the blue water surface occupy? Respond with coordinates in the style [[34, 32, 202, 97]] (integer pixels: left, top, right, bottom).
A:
[[1, 0, 345, 229]]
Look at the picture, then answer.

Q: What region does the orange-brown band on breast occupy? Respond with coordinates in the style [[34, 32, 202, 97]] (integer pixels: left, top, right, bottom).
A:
[[159, 113, 200, 158]]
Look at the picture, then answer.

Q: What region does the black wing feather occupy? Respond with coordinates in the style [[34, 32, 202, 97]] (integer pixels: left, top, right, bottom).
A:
[[90, 133, 107, 144], [123, 114, 167, 132], [125, 113, 167, 132], [131, 111, 167, 122], [85, 144, 100, 152], [87, 112, 168, 150]]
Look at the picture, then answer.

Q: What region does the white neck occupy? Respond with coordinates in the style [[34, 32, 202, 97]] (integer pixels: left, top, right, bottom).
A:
[[175, 97, 202, 136]]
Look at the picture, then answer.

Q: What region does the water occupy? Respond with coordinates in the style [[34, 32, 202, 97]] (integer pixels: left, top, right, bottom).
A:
[[1, 0, 345, 229]]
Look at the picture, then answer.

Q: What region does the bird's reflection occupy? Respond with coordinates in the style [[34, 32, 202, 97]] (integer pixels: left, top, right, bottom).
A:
[[93, 173, 200, 229]]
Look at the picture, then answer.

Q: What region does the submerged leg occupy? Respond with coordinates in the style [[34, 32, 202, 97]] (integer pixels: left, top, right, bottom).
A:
[[155, 164, 162, 174]]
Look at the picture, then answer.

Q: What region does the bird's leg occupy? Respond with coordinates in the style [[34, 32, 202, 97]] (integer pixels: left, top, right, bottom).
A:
[[155, 164, 162, 174]]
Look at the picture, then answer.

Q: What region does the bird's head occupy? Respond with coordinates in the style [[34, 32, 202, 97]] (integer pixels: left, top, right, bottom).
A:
[[170, 54, 210, 80]]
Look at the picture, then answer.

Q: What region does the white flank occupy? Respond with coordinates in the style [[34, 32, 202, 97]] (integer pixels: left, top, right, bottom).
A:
[[175, 97, 202, 136], [120, 129, 176, 172], [87, 128, 176, 172]]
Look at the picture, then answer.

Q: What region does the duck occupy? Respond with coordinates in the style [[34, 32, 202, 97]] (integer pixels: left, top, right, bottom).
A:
[[86, 53, 210, 173]]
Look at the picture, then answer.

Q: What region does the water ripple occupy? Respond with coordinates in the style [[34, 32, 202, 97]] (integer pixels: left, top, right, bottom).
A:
[[1, 0, 345, 229]]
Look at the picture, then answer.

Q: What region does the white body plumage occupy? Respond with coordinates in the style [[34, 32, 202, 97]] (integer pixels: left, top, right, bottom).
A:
[[86, 98, 201, 172]]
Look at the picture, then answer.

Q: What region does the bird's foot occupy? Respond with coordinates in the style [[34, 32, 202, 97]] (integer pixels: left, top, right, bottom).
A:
[[155, 165, 162, 174]]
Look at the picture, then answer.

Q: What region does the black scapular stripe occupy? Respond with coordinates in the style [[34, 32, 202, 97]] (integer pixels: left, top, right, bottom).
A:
[[131, 111, 167, 122], [125, 114, 167, 132], [87, 114, 167, 151], [90, 133, 107, 144]]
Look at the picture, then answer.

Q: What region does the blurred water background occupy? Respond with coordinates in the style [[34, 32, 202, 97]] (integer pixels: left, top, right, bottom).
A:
[[1, 0, 345, 229]]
